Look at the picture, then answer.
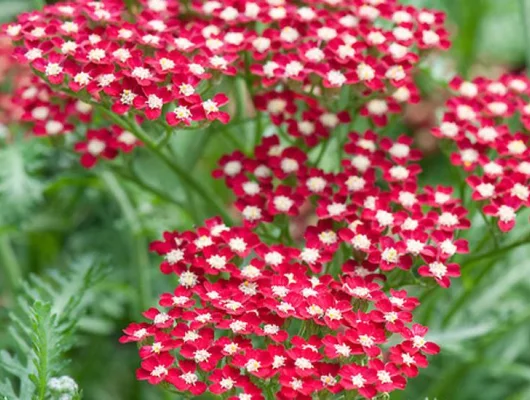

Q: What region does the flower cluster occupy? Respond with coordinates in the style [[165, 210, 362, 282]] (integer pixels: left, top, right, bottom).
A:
[[122, 216, 439, 399], [74, 125, 141, 168], [14, 74, 91, 136], [433, 74, 530, 232], [3, 0, 468, 397], [0, 38, 32, 127], [216, 129, 469, 289], [3, 0, 450, 160]]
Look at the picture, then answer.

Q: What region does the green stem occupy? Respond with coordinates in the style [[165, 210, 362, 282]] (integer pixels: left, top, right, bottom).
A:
[[32, 0, 45, 10], [462, 232, 530, 269], [219, 125, 249, 155], [110, 166, 195, 221], [156, 127, 173, 149], [478, 208, 500, 248], [254, 111, 263, 149], [98, 108, 234, 225], [442, 258, 498, 326], [100, 170, 151, 312], [123, 0, 138, 13], [0, 234, 22, 295], [235, 78, 248, 121], [520, 0, 530, 76], [314, 138, 332, 167]]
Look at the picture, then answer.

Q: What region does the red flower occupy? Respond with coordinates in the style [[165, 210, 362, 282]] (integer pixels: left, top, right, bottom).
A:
[[339, 364, 377, 398], [167, 360, 207, 395], [74, 128, 118, 168], [369, 359, 406, 393], [418, 255, 460, 288], [136, 353, 177, 385]]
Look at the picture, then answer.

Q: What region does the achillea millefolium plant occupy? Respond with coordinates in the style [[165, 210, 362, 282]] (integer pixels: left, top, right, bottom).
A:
[[1, 0, 530, 399]]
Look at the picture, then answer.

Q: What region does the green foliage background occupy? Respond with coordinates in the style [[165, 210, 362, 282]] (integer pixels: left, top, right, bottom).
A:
[[1, 0, 530, 399]]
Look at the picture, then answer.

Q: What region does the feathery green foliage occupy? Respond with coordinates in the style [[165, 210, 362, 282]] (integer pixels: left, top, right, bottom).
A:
[[0, 259, 107, 400]]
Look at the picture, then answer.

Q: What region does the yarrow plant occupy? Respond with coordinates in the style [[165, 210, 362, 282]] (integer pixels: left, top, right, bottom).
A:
[[2, 0, 530, 399]]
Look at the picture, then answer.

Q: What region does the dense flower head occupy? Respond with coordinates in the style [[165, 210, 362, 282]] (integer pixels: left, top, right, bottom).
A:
[[123, 215, 442, 399], [2, 0, 473, 397], [215, 127, 469, 288], [121, 117, 473, 398], [3, 0, 450, 165], [433, 74, 530, 232]]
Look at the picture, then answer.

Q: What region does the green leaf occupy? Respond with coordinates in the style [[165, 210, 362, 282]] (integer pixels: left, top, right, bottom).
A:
[[0, 259, 107, 399]]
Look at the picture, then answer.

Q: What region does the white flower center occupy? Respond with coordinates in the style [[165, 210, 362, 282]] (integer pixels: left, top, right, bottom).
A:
[[335, 343, 351, 357], [265, 251, 284, 266], [274, 195, 294, 212], [294, 358, 313, 370], [120, 90, 136, 105], [229, 320, 247, 332], [440, 122, 458, 138], [87, 139, 106, 156], [476, 183, 495, 198], [390, 166, 409, 180], [306, 177, 326, 192], [285, 61, 304, 77], [88, 48, 106, 62], [325, 307, 342, 320], [207, 255, 227, 270], [429, 261, 447, 278], [457, 105, 476, 121], [359, 334, 375, 347], [376, 210, 394, 227], [351, 373, 366, 387], [477, 127, 497, 142], [498, 205, 516, 222], [180, 372, 198, 385], [402, 217, 419, 231], [300, 248, 319, 264], [438, 212, 458, 227], [246, 359, 261, 372], [267, 98, 286, 113], [272, 285, 289, 298], [352, 234, 371, 251], [382, 247, 398, 263], [357, 63, 375, 81], [378, 370, 392, 384], [508, 140, 527, 155], [440, 239, 457, 256], [131, 67, 152, 80], [147, 94, 163, 109], [151, 365, 168, 377], [281, 158, 299, 173], [45, 63, 63, 76], [512, 183, 529, 200], [407, 239, 424, 255], [180, 271, 198, 288], [242, 206, 262, 221], [305, 47, 325, 62], [220, 378, 234, 390], [319, 230, 337, 245], [422, 30, 440, 45]]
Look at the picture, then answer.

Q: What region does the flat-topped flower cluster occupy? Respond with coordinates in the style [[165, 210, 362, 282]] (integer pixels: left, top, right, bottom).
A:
[[5, 0, 528, 399], [433, 75, 530, 232], [122, 215, 439, 399], [3, 0, 448, 165]]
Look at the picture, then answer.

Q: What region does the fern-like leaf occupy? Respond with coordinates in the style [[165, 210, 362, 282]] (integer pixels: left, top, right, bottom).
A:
[[0, 258, 107, 400]]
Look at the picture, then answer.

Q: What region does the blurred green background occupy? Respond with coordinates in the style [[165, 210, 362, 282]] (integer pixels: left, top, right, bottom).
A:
[[1, 0, 530, 399]]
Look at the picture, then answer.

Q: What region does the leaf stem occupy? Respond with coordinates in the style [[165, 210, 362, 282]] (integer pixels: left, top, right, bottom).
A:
[[0, 234, 22, 296], [100, 170, 151, 312], [97, 107, 234, 225], [520, 0, 530, 76], [462, 232, 530, 269]]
